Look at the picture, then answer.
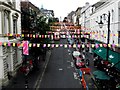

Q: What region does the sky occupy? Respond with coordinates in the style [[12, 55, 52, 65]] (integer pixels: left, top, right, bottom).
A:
[[29, 0, 100, 20]]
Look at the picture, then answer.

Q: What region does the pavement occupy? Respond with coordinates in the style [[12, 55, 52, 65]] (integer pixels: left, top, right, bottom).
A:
[[2, 50, 51, 90]]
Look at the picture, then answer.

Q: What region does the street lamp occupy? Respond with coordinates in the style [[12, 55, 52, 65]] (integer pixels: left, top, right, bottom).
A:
[[96, 11, 111, 61]]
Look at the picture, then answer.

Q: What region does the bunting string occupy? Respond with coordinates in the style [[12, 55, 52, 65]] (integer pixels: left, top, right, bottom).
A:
[[0, 42, 118, 48]]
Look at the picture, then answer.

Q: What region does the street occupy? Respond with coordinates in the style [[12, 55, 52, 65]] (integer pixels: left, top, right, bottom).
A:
[[38, 39, 82, 88]]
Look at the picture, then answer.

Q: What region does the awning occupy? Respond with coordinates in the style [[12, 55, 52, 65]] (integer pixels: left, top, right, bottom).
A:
[[93, 70, 110, 80], [94, 47, 120, 65], [93, 47, 107, 60]]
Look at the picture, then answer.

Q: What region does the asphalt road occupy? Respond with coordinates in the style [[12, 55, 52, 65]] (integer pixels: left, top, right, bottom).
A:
[[38, 39, 82, 88]]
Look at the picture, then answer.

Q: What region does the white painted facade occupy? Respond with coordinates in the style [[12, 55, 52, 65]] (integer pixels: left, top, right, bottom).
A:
[[80, 0, 120, 47], [0, 0, 22, 86], [80, 2, 91, 33]]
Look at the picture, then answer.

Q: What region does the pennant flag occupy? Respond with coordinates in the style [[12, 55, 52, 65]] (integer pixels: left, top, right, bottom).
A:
[[22, 34, 24, 37], [27, 34, 29, 37], [91, 44, 95, 48], [8, 42, 11, 46], [52, 44, 54, 48], [73, 44, 76, 48], [112, 44, 115, 48], [103, 44, 107, 47], [45, 35, 47, 38], [43, 44, 46, 47], [95, 44, 99, 48], [115, 44, 118, 47], [78, 44, 80, 48], [37, 44, 40, 47], [13, 43, 16, 47], [56, 44, 59, 48], [115, 34, 118, 36], [30, 34, 32, 38], [108, 44, 111, 47], [82, 44, 85, 48], [4, 42, 7, 46], [33, 43, 36, 47], [64, 44, 67, 48], [60, 44, 63, 47], [39, 35, 41, 38], [17, 42, 20, 47], [33, 35, 35, 38], [10, 34, 12, 36], [99, 44, 103, 47], [23, 41, 29, 55], [36, 35, 38, 38], [48, 44, 50, 47], [69, 45, 72, 48]]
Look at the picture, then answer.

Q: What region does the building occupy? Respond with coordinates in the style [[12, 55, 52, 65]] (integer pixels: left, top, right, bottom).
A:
[[21, 1, 40, 34], [75, 7, 82, 26], [80, 2, 91, 33], [0, 0, 22, 86], [67, 11, 75, 23], [90, 0, 120, 52], [40, 7, 54, 18]]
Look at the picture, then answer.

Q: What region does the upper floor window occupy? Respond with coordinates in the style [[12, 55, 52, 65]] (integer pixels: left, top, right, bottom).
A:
[[3, 10, 10, 34], [13, 19, 17, 34], [112, 9, 114, 22]]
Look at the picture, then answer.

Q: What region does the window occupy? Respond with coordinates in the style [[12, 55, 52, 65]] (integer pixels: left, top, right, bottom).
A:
[[3, 11, 10, 34], [112, 9, 114, 22], [13, 19, 17, 34]]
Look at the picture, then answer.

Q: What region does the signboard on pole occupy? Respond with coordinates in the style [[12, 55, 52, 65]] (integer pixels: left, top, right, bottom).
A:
[[23, 41, 29, 55]]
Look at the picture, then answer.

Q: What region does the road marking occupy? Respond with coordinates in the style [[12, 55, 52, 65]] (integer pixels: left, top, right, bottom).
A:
[[59, 68, 63, 71]]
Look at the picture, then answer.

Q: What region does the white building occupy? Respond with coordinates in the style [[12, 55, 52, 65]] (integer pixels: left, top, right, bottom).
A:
[[80, 0, 120, 52], [80, 2, 91, 33], [0, 0, 22, 86], [89, 0, 120, 52]]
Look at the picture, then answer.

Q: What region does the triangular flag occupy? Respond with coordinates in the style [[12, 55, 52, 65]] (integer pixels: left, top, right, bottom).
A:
[[91, 44, 95, 48], [48, 44, 50, 47], [64, 44, 67, 48], [29, 43, 32, 47], [108, 44, 111, 47], [33, 43, 36, 47], [56, 44, 59, 48], [4, 42, 7, 46], [60, 44, 63, 47], [13, 43, 15, 47], [8, 42, 11, 46], [22, 34, 24, 37], [39, 35, 41, 38], [0, 42, 2, 46], [33, 35, 35, 38], [82, 44, 85, 48], [99, 44, 103, 47], [73, 44, 76, 48], [43, 44, 46, 47], [37, 44, 40, 47]]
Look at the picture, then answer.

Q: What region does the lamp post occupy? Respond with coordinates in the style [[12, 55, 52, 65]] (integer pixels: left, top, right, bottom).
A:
[[96, 11, 111, 61]]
